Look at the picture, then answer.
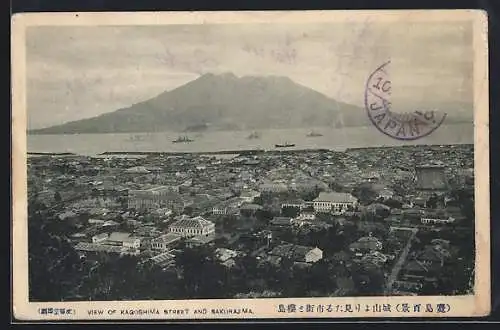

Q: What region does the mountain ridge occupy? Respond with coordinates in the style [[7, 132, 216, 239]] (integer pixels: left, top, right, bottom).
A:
[[28, 73, 472, 135]]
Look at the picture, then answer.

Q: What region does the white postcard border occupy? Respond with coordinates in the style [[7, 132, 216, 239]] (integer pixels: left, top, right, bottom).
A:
[[11, 9, 490, 320]]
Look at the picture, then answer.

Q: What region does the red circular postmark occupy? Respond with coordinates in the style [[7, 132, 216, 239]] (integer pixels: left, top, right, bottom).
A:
[[364, 61, 446, 140]]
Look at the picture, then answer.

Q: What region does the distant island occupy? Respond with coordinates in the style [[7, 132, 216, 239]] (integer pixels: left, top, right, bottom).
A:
[[29, 72, 473, 135], [28, 73, 367, 135]]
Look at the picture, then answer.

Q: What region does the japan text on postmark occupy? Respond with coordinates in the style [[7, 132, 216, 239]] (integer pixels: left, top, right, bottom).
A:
[[364, 60, 447, 140]]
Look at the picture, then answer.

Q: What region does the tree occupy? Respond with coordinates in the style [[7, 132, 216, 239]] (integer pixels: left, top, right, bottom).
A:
[[28, 205, 84, 302], [176, 246, 226, 298], [255, 209, 274, 224], [426, 193, 439, 209], [268, 257, 294, 295], [352, 183, 378, 205], [54, 191, 62, 202], [382, 198, 403, 209], [329, 182, 345, 192], [307, 260, 336, 294], [299, 188, 320, 202], [350, 263, 385, 296], [282, 206, 300, 218]]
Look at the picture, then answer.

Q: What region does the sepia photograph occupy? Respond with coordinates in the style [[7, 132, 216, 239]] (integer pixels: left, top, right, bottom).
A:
[[11, 10, 490, 320]]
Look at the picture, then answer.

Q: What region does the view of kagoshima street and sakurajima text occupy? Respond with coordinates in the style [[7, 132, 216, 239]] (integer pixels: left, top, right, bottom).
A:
[[12, 10, 490, 320]]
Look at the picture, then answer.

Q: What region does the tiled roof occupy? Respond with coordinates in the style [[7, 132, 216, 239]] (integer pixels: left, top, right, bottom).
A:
[[150, 251, 175, 263], [75, 242, 131, 253], [122, 236, 141, 243], [186, 234, 215, 244], [314, 192, 357, 203], [240, 190, 260, 197], [108, 232, 131, 242], [151, 233, 182, 244], [240, 203, 263, 210], [281, 199, 305, 205], [170, 216, 214, 229]]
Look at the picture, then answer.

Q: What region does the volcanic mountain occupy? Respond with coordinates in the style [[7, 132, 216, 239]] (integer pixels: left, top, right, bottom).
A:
[[30, 72, 371, 134]]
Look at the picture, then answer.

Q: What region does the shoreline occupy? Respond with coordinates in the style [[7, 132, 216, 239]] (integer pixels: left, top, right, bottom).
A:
[[27, 143, 474, 157]]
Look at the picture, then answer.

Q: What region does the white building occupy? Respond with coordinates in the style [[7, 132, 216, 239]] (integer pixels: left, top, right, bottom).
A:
[[107, 232, 141, 249], [281, 199, 306, 210], [378, 188, 395, 200], [212, 198, 243, 215], [292, 212, 317, 226], [313, 192, 358, 213], [122, 237, 141, 249], [303, 247, 324, 263], [168, 216, 215, 238], [297, 211, 316, 221], [421, 215, 455, 225], [91, 233, 109, 244]]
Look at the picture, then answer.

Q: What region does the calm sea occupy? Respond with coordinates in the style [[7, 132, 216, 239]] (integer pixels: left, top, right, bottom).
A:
[[27, 124, 474, 156]]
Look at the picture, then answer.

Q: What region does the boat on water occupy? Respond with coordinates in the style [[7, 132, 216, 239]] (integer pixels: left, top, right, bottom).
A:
[[306, 130, 323, 137], [128, 134, 144, 141], [275, 142, 295, 148], [172, 136, 194, 143], [247, 131, 261, 139]]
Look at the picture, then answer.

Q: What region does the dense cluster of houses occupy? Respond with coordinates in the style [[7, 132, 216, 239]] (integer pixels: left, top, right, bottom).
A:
[[28, 144, 474, 296]]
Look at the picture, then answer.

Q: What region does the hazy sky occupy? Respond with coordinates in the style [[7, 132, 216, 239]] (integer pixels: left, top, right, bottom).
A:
[[26, 21, 473, 129]]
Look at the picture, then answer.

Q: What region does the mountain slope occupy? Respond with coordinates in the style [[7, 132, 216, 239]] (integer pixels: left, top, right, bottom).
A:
[[29, 73, 372, 134]]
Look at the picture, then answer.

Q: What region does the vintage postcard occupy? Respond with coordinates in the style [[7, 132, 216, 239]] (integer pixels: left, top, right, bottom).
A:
[[11, 10, 490, 320]]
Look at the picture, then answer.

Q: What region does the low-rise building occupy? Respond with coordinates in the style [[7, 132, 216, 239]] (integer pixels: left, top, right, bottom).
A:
[[240, 189, 261, 203], [150, 233, 182, 251], [91, 232, 109, 244], [281, 199, 306, 210], [150, 251, 176, 268], [122, 237, 142, 249], [298, 210, 316, 220], [313, 191, 358, 213], [168, 216, 215, 238], [212, 197, 243, 215], [378, 188, 395, 200], [293, 211, 316, 224], [107, 232, 141, 249], [88, 219, 106, 225], [239, 203, 263, 216], [185, 234, 216, 248], [259, 182, 288, 194], [128, 186, 181, 211], [269, 243, 323, 263], [74, 242, 140, 256], [421, 212, 455, 225]]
